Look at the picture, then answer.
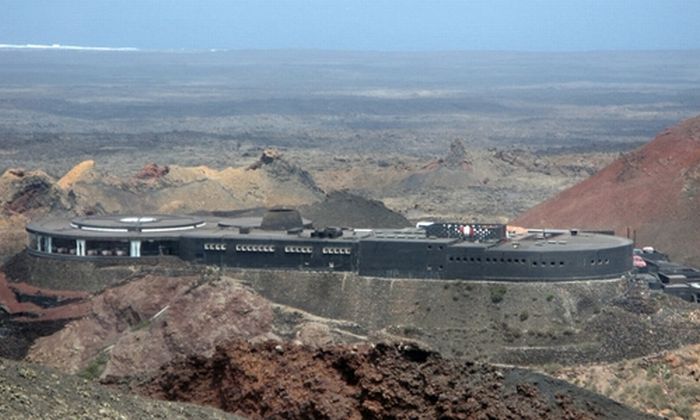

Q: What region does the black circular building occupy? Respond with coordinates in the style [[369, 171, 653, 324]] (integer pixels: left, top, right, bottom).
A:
[[26, 211, 634, 282], [27, 214, 206, 258]]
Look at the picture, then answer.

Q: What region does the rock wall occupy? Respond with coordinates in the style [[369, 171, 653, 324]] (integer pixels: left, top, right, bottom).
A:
[[233, 269, 629, 363], [3, 251, 193, 292]]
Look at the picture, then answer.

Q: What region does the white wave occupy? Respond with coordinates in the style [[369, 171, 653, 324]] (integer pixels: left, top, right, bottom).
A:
[[0, 43, 139, 51]]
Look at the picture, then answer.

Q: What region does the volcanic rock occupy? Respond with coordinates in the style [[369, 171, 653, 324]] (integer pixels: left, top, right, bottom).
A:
[[63, 154, 324, 215], [27, 275, 275, 377], [515, 114, 700, 266], [135, 162, 170, 180], [0, 168, 73, 216], [401, 164, 481, 193], [246, 147, 282, 170], [0, 215, 30, 264], [421, 138, 473, 171], [57, 160, 95, 190], [0, 169, 75, 261], [554, 342, 700, 418], [246, 148, 322, 198], [142, 340, 653, 419], [298, 190, 410, 228]]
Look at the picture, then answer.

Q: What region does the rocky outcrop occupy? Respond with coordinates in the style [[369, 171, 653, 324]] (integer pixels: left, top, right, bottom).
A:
[[246, 148, 323, 198], [0, 168, 73, 216], [57, 160, 95, 190], [135, 163, 170, 180], [0, 169, 76, 262], [421, 138, 473, 171], [27, 275, 275, 377], [60, 154, 324, 215], [142, 340, 652, 420], [246, 148, 283, 170]]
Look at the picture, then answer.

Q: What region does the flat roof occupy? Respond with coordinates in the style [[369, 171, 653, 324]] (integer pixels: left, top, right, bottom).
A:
[[27, 215, 209, 239], [71, 214, 204, 230], [26, 214, 633, 253]]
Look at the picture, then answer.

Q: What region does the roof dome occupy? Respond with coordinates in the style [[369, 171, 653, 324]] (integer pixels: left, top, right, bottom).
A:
[[260, 208, 304, 231]]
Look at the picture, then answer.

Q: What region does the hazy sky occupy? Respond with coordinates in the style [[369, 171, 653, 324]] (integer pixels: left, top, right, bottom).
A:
[[2, 0, 699, 51]]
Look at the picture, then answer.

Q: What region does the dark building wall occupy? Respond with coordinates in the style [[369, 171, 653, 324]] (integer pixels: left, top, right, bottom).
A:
[[176, 234, 633, 281], [358, 240, 454, 279], [179, 237, 358, 272]]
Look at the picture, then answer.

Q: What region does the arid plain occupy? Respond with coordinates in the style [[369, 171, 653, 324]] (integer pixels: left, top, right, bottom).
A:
[[2, 50, 700, 418]]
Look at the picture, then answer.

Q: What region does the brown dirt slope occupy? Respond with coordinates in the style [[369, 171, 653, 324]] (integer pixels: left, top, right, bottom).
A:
[[142, 340, 653, 420], [515, 114, 700, 266], [26, 274, 275, 377]]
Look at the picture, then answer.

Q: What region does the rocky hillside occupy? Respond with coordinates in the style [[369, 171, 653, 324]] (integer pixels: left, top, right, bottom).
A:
[[25, 273, 366, 378], [0, 168, 78, 262], [238, 269, 700, 366], [297, 190, 410, 228], [515, 114, 700, 266], [312, 139, 612, 222], [6, 251, 697, 418], [67, 148, 325, 214], [553, 342, 700, 419], [140, 340, 652, 419], [0, 149, 326, 261], [0, 357, 238, 420], [0, 168, 74, 217]]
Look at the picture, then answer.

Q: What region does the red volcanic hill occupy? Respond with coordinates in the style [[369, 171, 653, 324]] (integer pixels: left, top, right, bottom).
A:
[[515, 115, 700, 266]]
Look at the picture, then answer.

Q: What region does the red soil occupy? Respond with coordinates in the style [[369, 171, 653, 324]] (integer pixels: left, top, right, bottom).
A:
[[0, 272, 90, 321], [135, 163, 170, 180], [515, 115, 700, 265], [141, 340, 647, 419]]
